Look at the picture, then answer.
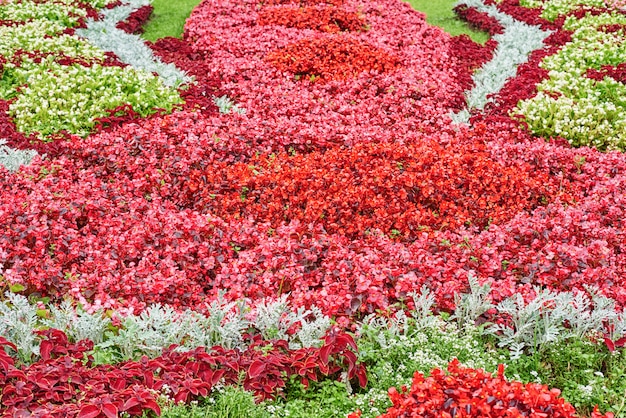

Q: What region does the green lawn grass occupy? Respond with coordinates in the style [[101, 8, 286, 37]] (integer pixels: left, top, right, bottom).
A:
[[142, 0, 489, 44], [141, 0, 202, 41], [405, 0, 490, 44]]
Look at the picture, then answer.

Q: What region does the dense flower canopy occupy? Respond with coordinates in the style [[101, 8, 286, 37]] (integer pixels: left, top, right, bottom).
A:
[[0, 0, 625, 416]]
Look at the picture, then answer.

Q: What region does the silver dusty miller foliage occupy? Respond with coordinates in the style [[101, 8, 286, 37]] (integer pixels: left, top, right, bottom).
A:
[[0, 291, 332, 364], [450, 0, 552, 123], [0, 139, 38, 172]]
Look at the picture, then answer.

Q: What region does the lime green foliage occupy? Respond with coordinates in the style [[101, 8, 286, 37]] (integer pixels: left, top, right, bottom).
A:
[[157, 387, 271, 418], [502, 339, 626, 417], [515, 11, 626, 150], [405, 0, 490, 44], [0, 0, 87, 27], [520, 0, 606, 21], [142, 0, 203, 41], [0, 0, 183, 140], [0, 20, 91, 58], [4, 61, 182, 138]]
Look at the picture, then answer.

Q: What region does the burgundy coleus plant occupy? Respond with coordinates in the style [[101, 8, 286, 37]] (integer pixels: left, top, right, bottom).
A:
[[586, 63, 626, 84], [116, 5, 154, 34], [602, 320, 626, 353], [454, 4, 504, 35], [0, 329, 366, 415]]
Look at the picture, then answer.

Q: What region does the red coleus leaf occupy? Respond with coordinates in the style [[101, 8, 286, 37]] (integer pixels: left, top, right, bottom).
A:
[[101, 403, 118, 418], [121, 398, 140, 411], [77, 405, 101, 418], [355, 364, 367, 388], [142, 399, 161, 416], [39, 340, 53, 362], [248, 360, 267, 379], [319, 344, 332, 366], [604, 336, 616, 352], [615, 336, 626, 348], [0, 336, 17, 353]]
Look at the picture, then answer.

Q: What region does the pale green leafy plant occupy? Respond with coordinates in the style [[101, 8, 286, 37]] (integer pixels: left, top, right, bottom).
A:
[[0, 20, 96, 59], [250, 295, 330, 349], [9, 62, 182, 138], [487, 286, 626, 359], [514, 11, 626, 149], [214, 95, 247, 115], [520, 0, 607, 21], [0, 292, 40, 363], [451, 273, 495, 329], [0, 0, 88, 27], [0, 0, 185, 140], [43, 300, 112, 345], [0, 290, 331, 364], [0, 139, 38, 172]]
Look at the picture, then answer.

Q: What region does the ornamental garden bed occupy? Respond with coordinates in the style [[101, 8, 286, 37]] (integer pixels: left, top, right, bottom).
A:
[[1, 0, 626, 416]]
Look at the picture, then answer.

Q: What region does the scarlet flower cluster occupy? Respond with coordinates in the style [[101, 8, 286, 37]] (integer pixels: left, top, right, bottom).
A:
[[183, 136, 564, 238], [372, 359, 614, 418], [266, 35, 400, 81]]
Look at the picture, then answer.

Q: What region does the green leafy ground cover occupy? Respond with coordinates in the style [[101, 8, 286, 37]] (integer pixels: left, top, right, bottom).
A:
[[141, 0, 205, 41], [406, 0, 490, 43]]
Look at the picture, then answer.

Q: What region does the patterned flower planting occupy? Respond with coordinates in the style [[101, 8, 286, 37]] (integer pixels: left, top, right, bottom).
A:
[[1, 0, 626, 416]]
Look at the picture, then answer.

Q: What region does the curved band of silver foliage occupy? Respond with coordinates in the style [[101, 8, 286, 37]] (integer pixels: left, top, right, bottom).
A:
[[450, 0, 552, 123], [76, 0, 192, 88]]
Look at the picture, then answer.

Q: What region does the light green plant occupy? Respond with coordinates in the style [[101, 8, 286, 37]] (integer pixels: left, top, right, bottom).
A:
[[214, 95, 247, 115], [514, 11, 626, 150], [0, 290, 332, 364], [0, 139, 38, 172], [8, 61, 181, 138], [451, 273, 495, 329], [0, 292, 41, 363], [157, 386, 271, 418], [487, 286, 626, 360], [43, 300, 112, 344], [520, 0, 607, 21], [0, 0, 88, 27], [0, 20, 101, 59]]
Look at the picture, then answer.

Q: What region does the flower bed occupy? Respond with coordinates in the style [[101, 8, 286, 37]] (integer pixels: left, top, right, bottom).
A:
[[1, 0, 626, 416]]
